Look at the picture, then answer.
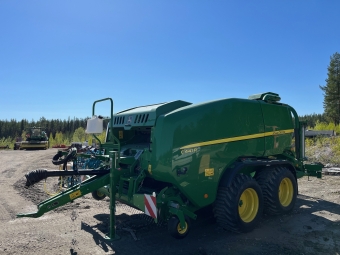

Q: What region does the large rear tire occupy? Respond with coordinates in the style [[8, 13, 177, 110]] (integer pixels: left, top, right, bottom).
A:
[[255, 166, 297, 215], [214, 173, 263, 233]]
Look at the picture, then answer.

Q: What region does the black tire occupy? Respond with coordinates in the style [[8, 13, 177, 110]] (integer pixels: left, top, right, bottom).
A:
[[168, 216, 191, 239], [214, 173, 263, 233], [91, 190, 107, 200], [255, 166, 297, 215]]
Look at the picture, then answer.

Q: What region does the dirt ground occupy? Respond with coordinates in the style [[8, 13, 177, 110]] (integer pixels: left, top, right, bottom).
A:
[[0, 149, 340, 255]]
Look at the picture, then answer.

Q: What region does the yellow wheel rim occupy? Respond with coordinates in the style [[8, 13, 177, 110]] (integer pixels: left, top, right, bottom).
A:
[[97, 191, 105, 197], [238, 188, 259, 223], [279, 177, 293, 207], [177, 222, 188, 234]]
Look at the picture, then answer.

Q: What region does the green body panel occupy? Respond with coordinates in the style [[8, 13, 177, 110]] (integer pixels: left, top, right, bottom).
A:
[[303, 163, 323, 178], [132, 194, 147, 211], [150, 99, 265, 207], [147, 98, 296, 207], [112, 100, 191, 129], [260, 102, 294, 156]]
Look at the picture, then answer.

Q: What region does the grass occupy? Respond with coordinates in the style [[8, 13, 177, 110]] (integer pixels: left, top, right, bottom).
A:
[[305, 136, 340, 166]]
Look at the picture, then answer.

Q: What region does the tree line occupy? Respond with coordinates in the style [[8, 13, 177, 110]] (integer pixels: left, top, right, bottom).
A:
[[0, 117, 110, 148], [299, 113, 326, 128], [0, 111, 330, 142], [0, 117, 89, 141]]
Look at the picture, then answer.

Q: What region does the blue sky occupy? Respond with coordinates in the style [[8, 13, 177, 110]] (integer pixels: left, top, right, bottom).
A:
[[0, 1, 339, 121]]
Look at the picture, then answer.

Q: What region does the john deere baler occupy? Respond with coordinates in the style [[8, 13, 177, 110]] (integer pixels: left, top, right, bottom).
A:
[[18, 92, 322, 239]]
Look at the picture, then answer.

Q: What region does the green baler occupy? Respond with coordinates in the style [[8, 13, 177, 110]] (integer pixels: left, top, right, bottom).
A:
[[18, 92, 322, 239]]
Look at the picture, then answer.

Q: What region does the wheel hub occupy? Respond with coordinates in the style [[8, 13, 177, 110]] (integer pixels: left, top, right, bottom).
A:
[[177, 222, 188, 234], [238, 188, 259, 223], [279, 177, 293, 207]]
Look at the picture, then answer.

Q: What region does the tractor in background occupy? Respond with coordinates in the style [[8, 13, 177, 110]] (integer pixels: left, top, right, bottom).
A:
[[19, 127, 49, 150]]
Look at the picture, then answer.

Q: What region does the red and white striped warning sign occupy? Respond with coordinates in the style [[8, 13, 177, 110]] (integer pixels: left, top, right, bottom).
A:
[[144, 194, 157, 219]]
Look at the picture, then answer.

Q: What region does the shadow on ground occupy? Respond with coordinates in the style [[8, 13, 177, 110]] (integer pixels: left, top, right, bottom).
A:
[[79, 195, 340, 255]]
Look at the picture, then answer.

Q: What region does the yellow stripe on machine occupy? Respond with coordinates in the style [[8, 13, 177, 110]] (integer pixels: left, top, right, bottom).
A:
[[180, 129, 294, 149]]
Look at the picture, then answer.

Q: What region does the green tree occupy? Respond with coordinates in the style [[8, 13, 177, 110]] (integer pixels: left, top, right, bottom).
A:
[[55, 131, 64, 145], [72, 127, 86, 142], [49, 133, 55, 147], [21, 130, 27, 141], [320, 52, 340, 124], [96, 131, 107, 143], [86, 134, 93, 146]]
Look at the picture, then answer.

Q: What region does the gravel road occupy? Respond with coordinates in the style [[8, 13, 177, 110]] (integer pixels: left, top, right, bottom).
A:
[[1, 149, 340, 255]]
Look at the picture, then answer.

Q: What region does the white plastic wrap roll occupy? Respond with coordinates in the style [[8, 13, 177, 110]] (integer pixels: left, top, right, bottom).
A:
[[85, 116, 103, 134]]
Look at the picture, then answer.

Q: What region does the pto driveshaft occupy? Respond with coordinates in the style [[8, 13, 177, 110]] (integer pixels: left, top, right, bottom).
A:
[[25, 169, 110, 187]]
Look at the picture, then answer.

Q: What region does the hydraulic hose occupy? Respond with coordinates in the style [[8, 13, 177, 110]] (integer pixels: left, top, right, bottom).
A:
[[52, 148, 77, 165]]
